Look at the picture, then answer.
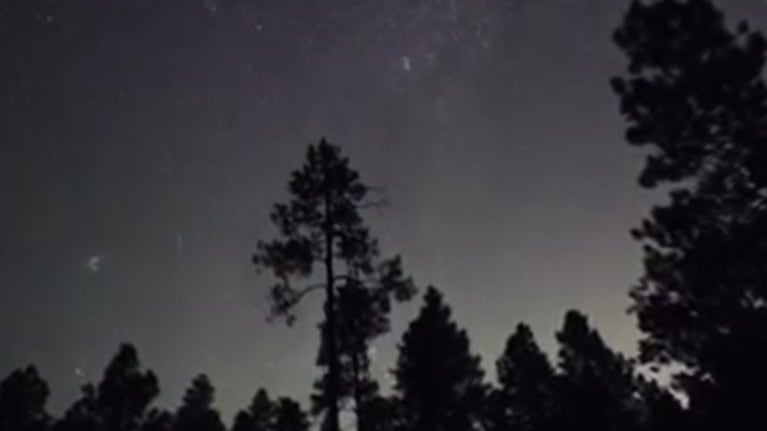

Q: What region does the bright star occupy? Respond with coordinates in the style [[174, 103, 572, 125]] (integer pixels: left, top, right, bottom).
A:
[[401, 56, 412, 72], [86, 256, 101, 273]]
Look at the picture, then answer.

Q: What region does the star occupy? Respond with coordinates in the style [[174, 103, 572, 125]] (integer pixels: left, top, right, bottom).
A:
[[401, 56, 412, 72], [86, 256, 101, 273]]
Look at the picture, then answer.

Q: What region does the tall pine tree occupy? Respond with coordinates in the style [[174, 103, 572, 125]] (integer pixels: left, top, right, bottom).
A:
[[253, 139, 415, 431]]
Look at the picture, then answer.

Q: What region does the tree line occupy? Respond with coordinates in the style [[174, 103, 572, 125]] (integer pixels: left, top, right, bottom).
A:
[[0, 289, 685, 431], [5, 0, 767, 431]]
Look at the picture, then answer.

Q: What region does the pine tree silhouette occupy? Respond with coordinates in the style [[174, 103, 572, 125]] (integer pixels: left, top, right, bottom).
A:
[[54, 344, 159, 431], [232, 388, 308, 431], [613, 1, 767, 428], [232, 389, 275, 431], [489, 324, 556, 431], [272, 398, 309, 431], [173, 375, 225, 431], [0, 366, 50, 431], [253, 139, 415, 431], [393, 287, 485, 431], [555, 311, 640, 431]]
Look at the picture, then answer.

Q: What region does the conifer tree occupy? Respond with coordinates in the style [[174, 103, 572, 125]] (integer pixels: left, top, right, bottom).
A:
[[555, 311, 640, 431], [173, 375, 225, 431], [272, 399, 309, 431], [232, 389, 308, 431], [393, 287, 485, 431], [253, 139, 415, 431], [0, 366, 50, 431], [55, 344, 159, 431], [613, 1, 767, 427], [490, 324, 556, 431], [232, 389, 275, 431]]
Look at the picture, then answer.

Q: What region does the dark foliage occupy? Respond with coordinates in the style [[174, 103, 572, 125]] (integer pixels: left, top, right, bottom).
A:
[[1, 313, 683, 431], [354, 395, 404, 431], [173, 375, 225, 431], [487, 324, 556, 431], [232, 389, 274, 431], [612, 0, 767, 428], [393, 287, 486, 431], [232, 388, 308, 431], [272, 399, 309, 431], [636, 377, 686, 431], [252, 139, 415, 431], [555, 311, 641, 431], [54, 344, 159, 431], [142, 411, 172, 431], [0, 366, 50, 431], [310, 278, 398, 426]]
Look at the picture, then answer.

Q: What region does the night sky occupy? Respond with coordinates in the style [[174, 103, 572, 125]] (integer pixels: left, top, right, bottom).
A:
[[3, 0, 767, 421]]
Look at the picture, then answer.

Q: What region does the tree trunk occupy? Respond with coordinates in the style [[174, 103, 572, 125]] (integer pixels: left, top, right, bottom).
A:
[[324, 157, 341, 431], [352, 348, 362, 431]]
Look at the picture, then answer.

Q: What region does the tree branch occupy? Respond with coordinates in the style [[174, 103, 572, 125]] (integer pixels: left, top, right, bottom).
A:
[[293, 283, 326, 302], [355, 198, 388, 210]]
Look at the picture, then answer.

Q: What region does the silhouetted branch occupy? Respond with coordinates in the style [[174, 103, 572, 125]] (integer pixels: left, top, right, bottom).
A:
[[355, 198, 388, 210], [294, 283, 326, 301]]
